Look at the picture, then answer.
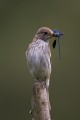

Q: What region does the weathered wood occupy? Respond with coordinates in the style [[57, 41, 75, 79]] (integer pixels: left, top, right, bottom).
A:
[[31, 80, 51, 120]]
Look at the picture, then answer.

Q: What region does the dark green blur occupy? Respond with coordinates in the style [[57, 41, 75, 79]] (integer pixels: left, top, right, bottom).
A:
[[0, 0, 80, 120]]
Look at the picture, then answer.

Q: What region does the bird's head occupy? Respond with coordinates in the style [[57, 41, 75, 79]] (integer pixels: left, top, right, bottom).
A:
[[33, 27, 63, 42]]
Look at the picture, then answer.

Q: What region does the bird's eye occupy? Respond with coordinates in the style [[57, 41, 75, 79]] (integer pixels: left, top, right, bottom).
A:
[[44, 32, 48, 35]]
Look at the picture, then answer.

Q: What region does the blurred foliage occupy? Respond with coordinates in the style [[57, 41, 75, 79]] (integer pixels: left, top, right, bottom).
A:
[[0, 0, 80, 120]]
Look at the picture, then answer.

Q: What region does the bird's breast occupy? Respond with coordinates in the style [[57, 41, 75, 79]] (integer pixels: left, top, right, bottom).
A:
[[26, 40, 51, 79]]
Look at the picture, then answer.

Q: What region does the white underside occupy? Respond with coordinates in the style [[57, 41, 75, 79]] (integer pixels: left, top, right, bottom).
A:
[[26, 39, 51, 88]]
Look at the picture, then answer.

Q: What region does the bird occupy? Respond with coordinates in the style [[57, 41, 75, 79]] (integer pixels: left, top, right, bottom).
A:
[[26, 27, 63, 89], [26, 27, 63, 110]]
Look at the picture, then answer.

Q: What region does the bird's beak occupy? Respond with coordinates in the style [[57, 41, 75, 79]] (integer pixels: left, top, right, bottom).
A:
[[53, 29, 64, 37]]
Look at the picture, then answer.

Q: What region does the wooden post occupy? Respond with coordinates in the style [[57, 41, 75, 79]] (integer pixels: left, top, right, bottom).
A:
[[31, 80, 51, 120]]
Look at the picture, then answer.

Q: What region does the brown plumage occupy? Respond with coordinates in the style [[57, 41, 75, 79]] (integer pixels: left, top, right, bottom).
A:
[[26, 27, 54, 89], [26, 27, 63, 87]]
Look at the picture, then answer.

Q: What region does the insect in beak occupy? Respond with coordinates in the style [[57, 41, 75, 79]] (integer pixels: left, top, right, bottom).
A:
[[53, 29, 64, 37], [52, 29, 64, 59]]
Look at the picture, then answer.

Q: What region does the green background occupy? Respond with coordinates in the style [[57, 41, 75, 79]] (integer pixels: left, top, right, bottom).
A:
[[0, 0, 80, 120]]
